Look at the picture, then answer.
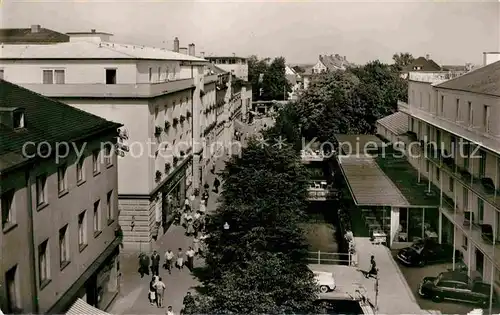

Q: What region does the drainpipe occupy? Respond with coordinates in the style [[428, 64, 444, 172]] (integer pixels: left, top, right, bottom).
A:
[[26, 165, 39, 313]]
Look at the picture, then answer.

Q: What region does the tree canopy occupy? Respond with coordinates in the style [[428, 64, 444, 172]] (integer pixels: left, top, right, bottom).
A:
[[191, 139, 319, 314], [248, 55, 292, 101], [392, 52, 414, 71]]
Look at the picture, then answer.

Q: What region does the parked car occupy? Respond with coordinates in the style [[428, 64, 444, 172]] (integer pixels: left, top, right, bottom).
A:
[[397, 239, 459, 267], [313, 270, 336, 293], [418, 271, 495, 306]]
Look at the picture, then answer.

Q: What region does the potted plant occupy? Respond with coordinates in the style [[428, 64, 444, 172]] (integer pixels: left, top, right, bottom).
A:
[[173, 118, 179, 127], [164, 121, 171, 130], [155, 170, 162, 182], [180, 115, 186, 124], [186, 111, 192, 119], [173, 156, 179, 166], [154, 126, 163, 136], [165, 162, 171, 173]]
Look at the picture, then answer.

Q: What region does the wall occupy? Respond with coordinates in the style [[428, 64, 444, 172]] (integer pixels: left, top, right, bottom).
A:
[[135, 60, 183, 83], [0, 59, 137, 84]]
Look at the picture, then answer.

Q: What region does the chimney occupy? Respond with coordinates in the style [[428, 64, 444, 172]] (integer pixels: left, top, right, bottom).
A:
[[179, 47, 188, 55], [200, 52, 205, 58], [426, 54, 430, 60], [173, 37, 180, 53], [91, 29, 96, 33], [344, 56, 347, 61], [31, 24, 41, 33], [319, 54, 322, 60], [232, 52, 236, 57], [188, 43, 195, 56]]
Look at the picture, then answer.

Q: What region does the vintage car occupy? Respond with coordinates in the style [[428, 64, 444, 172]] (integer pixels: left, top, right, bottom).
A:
[[418, 271, 495, 306], [312, 270, 336, 293], [397, 239, 459, 267]]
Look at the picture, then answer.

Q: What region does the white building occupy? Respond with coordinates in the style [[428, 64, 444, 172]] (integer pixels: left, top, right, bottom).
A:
[[0, 31, 229, 250]]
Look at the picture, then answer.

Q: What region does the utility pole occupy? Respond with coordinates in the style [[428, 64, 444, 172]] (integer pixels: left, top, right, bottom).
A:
[[375, 275, 379, 313]]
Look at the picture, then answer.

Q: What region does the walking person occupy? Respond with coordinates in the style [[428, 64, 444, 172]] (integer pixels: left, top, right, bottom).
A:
[[193, 236, 200, 255], [199, 200, 206, 214], [151, 250, 161, 276], [166, 305, 176, 315], [138, 253, 150, 278], [148, 277, 157, 305], [115, 225, 124, 249], [186, 247, 195, 271], [185, 213, 194, 236], [176, 248, 184, 270], [366, 255, 378, 279], [182, 292, 195, 315], [164, 249, 174, 274], [154, 277, 166, 308], [213, 177, 220, 193]]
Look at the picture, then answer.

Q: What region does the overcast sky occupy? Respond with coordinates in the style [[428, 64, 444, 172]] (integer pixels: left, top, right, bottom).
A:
[[2, 0, 499, 65]]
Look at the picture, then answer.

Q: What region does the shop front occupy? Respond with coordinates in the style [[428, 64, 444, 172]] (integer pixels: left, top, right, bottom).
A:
[[393, 207, 440, 243], [160, 155, 190, 232]]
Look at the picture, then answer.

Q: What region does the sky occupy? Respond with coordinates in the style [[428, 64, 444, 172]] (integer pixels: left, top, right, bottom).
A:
[[1, 0, 499, 65]]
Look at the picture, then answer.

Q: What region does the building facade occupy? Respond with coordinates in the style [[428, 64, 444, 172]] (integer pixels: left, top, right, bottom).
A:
[[381, 62, 500, 292], [0, 32, 207, 250], [204, 55, 248, 81], [0, 81, 121, 313]]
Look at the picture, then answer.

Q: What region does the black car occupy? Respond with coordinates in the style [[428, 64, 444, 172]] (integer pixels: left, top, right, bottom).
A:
[[419, 271, 495, 306], [397, 239, 459, 267]]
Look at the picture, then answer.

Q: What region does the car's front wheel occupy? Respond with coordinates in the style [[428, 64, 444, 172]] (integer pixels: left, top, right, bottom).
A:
[[319, 285, 329, 293]]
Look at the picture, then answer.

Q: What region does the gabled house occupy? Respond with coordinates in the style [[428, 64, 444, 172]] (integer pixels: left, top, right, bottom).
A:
[[403, 55, 441, 72], [311, 54, 351, 74], [0, 25, 69, 44]]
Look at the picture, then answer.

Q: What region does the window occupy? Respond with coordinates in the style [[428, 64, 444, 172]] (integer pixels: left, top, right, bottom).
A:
[[106, 191, 113, 223], [463, 187, 469, 210], [456, 99, 460, 121], [57, 165, 67, 194], [42, 69, 65, 84], [59, 225, 70, 268], [449, 177, 454, 192], [462, 235, 468, 250], [1, 189, 15, 229], [5, 265, 21, 313], [13, 111, 24, 129], [467, 101, 472, 125], [426, 160, 430, 173], [36, 174, 47, 206], [158, 67, 161, 81], [428, 93, 431, 109], [419, 92, 422, 107], [105, 69, 116, 84], [479, 150, 486, 178], [478, 198, 484, 222], [464, 143, 470, 169], [436, 168, 440, 182], [93, 200, 101, 235], [440, 95, 444, 114], [104, 145, 112, 167], [77, 158, 85, 183], [484, 105, 490, 132], [149, 67, 153, 82], [78, 211, 88, 250], [38, 239, 50, 286], [0, 69, 4, 80], [411, 90, 415, 104], [92, 150, 100, 175]]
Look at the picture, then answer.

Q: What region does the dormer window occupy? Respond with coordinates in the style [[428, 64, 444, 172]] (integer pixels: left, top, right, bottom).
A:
[[13, 111, 24, 129]]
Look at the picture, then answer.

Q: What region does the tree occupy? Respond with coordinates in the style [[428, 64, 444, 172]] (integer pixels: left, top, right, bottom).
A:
[[392, 52, 414, 71], [292, 65, 305, 74], [248, 55, 270, 100], [262, 57, 292, 101], [263, 102, 302, 152]]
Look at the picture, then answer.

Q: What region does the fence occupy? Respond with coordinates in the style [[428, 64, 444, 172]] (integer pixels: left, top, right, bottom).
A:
[[307, 251, 354, 266]]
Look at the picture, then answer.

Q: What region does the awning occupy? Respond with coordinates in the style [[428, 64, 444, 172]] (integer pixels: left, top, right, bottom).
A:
[[66, 298, 111, 315], [338, 156, 410, 207]]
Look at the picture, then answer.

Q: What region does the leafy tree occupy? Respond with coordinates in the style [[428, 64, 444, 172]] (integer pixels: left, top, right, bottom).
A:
[[248, 55, 270, 100], [292, 65, 305, 74], [392, 52, 414, 71], [262, 57, 292, 101], [263, 102, 302, 152]]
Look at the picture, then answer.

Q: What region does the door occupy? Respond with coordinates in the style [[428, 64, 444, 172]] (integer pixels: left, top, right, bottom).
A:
[[475, 249, 484, 278], [162, 192, 169, 233]]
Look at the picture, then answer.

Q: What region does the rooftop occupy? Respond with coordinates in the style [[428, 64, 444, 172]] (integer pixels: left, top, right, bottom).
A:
[[376, 112, 408, 136], [0, 80, 121, 172], [205, 63, 228, 75], [0, 40, 207, 62], [0, 26, 69, 44], [335, 134, 387, 155], [435, 60, 500, 97], [319, 54, 352, 70], [205, 55, 247, 60], [403, 56, 441, 72]]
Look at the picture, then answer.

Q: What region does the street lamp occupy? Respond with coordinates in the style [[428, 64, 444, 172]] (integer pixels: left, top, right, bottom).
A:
[[223, 222, 230, 230]]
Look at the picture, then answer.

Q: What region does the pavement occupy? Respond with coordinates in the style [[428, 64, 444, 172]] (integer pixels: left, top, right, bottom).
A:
[[109, 118, 271, 315]]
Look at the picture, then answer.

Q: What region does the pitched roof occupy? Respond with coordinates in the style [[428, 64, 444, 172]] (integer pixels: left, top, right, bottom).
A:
[[205, 63, 227, 74], [0, 41, 207, 62], [376, 112, 408, 136], [319, 54, 351, 70], [0, 80, 122, 172], [0, 27, 69, 44], [404, 56, 441, 71], [435, 60, 500, 97]]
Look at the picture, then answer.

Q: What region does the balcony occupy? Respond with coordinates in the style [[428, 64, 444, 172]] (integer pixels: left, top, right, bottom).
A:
[[18, 78, 195, 98], [204, 74, 218, 85], [398, 101, 500, 156], [308, 181, 337, 201], [301, 150, 328, 163], [441, 203, 500, 269], [408, 71, 465, 84]]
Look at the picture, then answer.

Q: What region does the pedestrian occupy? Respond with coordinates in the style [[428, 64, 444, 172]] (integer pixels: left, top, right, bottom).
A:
[[366, 255, 378, 278], [199, 200, 206, 214], [154, 277, 166, 308], [186, 246, 195, 271], [189, 194, 195, 202], [148, 277, 157, 305], [184, 197, 190, 211], [139, 253, 150, 278], [185, 214, 194, 236], [164, 249, 174, 274], [115, 224, 124, 249], [151, 250, 161, 276], [193, 236, 200, 255], [182, 292, 195, 314], [176, 248, 184, 270], [213, 178, 220, 193], [166, 305, 176, 315]]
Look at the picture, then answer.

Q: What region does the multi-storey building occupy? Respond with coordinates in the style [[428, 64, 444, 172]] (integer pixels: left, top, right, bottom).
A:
[[0, 30, 208, 250], [0, 80, 121, 313], [382, 60, 500, 290], [204, 54, 248, 81]]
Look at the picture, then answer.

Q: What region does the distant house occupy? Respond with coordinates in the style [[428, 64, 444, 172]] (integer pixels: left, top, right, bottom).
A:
[[312, 54, 351, 74], [285, 65, 302, 100], [0, 24, 69, 44], [403, 55, 441, 72]]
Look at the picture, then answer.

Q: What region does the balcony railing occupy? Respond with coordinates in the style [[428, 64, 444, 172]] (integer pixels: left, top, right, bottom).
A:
[[308, 189, 337, 201], [307, 251, 354, 266], [18, 78, 195, 98], [408, 71, 465, 84], [301, 150, 327, 162]]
